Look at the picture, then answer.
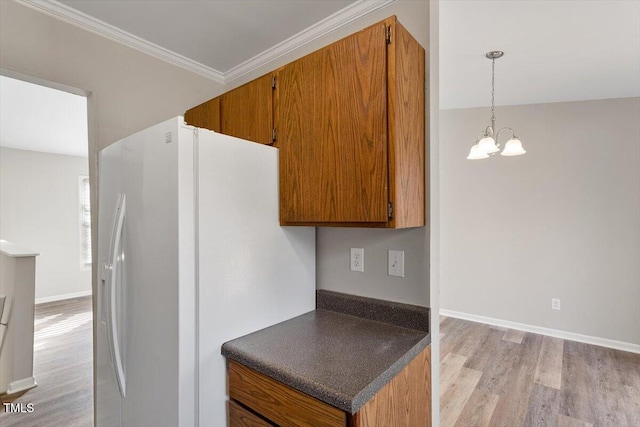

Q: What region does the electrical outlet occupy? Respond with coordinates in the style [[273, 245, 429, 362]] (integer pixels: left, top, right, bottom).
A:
[[388, 250, 405, 277], [551, 298, 561, 311], [350, 248, 364, 272]]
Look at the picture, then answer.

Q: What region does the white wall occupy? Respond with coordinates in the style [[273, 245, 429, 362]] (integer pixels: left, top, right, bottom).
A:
[[0, 147, 91, 301], [440, 97, 640, 346]]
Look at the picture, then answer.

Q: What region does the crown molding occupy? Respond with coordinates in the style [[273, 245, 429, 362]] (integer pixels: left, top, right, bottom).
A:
[[224, 0, 396, 84], [16, 0, 395, 86], [16, 0, 225, 83]]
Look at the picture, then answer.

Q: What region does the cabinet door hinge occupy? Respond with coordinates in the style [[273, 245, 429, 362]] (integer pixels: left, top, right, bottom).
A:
[[385, 26, 392, 44], [272, 128, 278, 143], [272, 76, 277, 90], [388, 202, 393, 220]]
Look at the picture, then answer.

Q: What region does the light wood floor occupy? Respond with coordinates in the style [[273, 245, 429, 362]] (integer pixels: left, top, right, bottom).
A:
[[440, 316, 640, 427], [0, 296, 93, 427]]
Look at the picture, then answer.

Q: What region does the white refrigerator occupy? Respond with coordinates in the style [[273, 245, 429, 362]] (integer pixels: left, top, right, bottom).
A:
[[96, 117, 316, 427]]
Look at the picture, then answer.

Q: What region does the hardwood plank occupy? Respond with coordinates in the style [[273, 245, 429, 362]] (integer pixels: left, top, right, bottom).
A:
[[585, 345, 630, 427], [439, 352, 467, 394], [502, 329, 525, 344], [559, 350, 594, 423], [453, 388, 499, 427], [622, 385, 640, 427], [439, 318, 474, 362], [228, 360, 346, 427], [523, 383, 559, 426], [612, 346, 640, 390], [487, 333, 542, 427], [534, 335, 564, 389], [462, 328, 505, 372], [440, 367, 482, 427], [450, 321, 491, 358], [556, 414, 593, 427], [475, 339, 525, 395]]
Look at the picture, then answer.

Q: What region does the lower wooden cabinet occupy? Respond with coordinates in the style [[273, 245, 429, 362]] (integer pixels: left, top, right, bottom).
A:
[[227, 345, 431, 427]]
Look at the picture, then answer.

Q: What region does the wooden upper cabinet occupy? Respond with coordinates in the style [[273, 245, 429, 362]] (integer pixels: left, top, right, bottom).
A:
[[276, 16, 425, 228], [184, 97, 221, 133], [220, 74, 274, 145], [276, 21, 389, 225], [183, 16, 424, 228]]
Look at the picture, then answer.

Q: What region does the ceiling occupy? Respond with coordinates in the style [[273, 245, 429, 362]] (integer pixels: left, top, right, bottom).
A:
[[0, 76, 88, 157], [440, 0, 640, 109], [3, 0, 639, 157], [57, 0, 355, 75]]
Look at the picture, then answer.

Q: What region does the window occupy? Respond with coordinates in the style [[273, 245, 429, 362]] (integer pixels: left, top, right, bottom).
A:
[[79, 176, 92, 268]]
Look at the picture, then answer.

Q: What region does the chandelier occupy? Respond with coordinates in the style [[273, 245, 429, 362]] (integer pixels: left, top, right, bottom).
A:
[[467, 51, 526, 160]]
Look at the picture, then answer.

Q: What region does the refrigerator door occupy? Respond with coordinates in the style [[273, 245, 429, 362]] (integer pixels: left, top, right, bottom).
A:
[[196, 130, 316, 426], [97, 118, 187, 427], [96, 141, 123, 427], [119, 118, 183, 427]]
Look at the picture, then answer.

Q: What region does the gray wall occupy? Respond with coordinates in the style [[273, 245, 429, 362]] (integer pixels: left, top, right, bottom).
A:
[[440, 97, 640, 345], [317, 228, 429, 305], [0, 148, 91, 301]]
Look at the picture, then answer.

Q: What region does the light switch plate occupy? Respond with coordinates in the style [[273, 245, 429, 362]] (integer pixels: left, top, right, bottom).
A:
[[350, 247, 364, 272], [388, 250, 404, 277]]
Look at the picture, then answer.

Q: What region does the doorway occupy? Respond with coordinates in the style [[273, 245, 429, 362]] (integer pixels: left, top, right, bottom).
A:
[[0, 73, 94, 426]]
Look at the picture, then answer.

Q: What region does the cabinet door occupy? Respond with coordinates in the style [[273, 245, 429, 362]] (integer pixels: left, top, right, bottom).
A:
[[220, 74, 274, 145], [350, 345, 431, 426], [185, 97, 220, 132], [276, 22, 389, 224]]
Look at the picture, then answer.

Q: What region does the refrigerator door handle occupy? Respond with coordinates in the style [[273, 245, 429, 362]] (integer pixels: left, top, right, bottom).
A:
[[107, 194, 127, 398]]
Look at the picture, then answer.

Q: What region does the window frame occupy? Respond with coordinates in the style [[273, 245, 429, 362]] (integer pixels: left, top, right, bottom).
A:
[[79, 175, 92, 270]]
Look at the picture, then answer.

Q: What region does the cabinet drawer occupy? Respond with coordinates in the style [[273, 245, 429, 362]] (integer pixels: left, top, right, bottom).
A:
[[228, 400, 274, 427], [228, 360, 346, 427]]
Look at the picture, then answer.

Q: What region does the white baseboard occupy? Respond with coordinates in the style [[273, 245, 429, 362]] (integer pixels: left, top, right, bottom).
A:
[[440, 308, 640, 354], [6, 376, 38, 395], [35, 290, 92, 305]]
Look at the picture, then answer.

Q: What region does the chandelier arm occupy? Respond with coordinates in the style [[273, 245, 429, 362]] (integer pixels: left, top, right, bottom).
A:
[[495, 127, 517, 143]]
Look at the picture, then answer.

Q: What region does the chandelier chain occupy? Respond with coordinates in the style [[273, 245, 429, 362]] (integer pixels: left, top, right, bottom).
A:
[[491, 58, 496, 122]]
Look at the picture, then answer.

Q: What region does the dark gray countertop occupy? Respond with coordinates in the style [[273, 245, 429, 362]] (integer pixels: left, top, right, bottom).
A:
[[221, 292, 430, 414]]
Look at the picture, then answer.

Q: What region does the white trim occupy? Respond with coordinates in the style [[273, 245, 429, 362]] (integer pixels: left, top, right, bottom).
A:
[[440, 308, 640, 355], [15, 0, 395, 86], [78, 175, 92, 270], [16, 0, 225, 83], [35, 290, 92, 305], [6, 377, 38, 395], [0, 68, 90, 97], [225, 0, 395, 84]]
